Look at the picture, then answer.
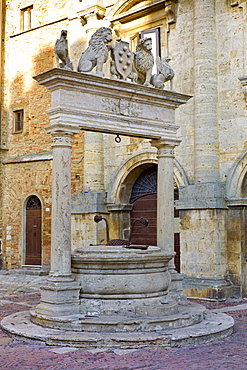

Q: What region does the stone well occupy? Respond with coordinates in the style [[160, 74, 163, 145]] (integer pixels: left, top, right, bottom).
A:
[[1, 69, 234, 348]]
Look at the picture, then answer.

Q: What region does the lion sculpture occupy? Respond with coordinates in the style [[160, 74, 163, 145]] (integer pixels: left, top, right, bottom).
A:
[[77, 27, 113, 77], [151, 56, 175, 90], [134, 38, 154, 86]]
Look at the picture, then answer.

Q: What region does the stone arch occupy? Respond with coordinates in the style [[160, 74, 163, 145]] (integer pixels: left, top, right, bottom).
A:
[[107, 150, 189, 205], [226, 148, 247, 200], [107, 0, 143, 19]]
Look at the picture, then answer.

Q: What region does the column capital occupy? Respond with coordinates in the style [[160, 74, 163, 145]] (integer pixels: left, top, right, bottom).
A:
[[45, 124, 80, 147], [151, 138, 181, 157], [45, 123, 80, 137]]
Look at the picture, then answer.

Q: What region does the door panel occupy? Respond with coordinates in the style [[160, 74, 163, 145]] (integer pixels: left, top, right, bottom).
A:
[[130, 165, 180, 272], [25, 197, 42, 265]]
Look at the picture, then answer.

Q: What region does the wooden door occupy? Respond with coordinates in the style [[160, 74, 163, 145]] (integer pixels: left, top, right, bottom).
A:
[[130, 193, 157, 246], [130, 165, 180, 272], [25, 196, 42, 265]]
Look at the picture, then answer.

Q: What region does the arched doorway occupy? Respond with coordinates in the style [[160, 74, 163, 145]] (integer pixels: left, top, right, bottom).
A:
[[130, 165, 180, 272], [25, 195, 42, 265]]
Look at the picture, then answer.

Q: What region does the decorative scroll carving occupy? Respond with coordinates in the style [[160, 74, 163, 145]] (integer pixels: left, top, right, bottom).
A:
[[164, 0, 178, 25]]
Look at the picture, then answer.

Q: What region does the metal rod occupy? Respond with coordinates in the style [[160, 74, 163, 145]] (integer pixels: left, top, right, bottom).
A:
[[94, 215, 110, 244], [127, 217, 148, 247]]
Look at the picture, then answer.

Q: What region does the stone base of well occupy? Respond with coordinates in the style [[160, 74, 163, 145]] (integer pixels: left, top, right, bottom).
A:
[[1, 309, 234, 348], [0, 246, 235, 347]]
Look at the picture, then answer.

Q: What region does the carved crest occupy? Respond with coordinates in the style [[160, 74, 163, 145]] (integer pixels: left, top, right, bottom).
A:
[[112, 41, 134, 80]]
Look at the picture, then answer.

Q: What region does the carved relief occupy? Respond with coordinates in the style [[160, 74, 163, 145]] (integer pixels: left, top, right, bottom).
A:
[[52, 136, 72, 146], [119, 100, 142, 116], [110, 40, 136, 81], [102, 98, 119, 114], [102, 98, 142, 117]]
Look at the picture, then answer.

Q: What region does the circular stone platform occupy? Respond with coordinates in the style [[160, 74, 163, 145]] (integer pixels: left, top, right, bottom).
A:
[[1, 309, 234, 348]]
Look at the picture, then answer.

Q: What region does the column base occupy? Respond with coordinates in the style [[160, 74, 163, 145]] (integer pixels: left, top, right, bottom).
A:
[[34, 275, 80, 318]]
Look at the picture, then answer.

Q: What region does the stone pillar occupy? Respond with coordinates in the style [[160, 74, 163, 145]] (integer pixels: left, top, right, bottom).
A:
[[194, 0, 219, 182], [151, 139, 185, 299], [35, 124, 80, 318]]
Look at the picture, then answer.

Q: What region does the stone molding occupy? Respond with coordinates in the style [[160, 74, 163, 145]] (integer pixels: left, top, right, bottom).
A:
[[2, 152, 52, 164], [109, 0, 167, 24]]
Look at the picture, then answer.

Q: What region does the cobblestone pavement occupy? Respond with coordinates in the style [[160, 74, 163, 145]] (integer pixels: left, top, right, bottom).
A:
[[0, 274, 247, 369]]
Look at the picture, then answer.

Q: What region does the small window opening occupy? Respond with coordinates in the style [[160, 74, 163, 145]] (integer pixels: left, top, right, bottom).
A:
[[14, 109, 24, 132], [20, 5, 33, 32]]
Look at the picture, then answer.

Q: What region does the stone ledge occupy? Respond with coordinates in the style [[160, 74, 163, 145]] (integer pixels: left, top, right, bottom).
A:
[[176, 182, 227, 210]]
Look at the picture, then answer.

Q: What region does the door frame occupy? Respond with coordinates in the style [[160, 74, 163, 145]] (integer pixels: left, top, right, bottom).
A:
[[22, 194, 43, 266]]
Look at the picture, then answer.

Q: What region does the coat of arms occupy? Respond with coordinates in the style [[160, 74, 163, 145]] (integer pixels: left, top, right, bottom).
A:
[[110, 41, 135, 81]]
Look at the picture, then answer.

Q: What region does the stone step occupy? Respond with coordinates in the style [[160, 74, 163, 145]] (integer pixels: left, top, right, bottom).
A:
[[1, 310, 234, 348]]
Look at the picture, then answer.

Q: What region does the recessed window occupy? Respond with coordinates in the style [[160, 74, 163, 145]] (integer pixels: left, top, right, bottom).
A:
[[130, 28, 161, 74], [20, 5, 33, 31], [14, 109, 24, 132], [141, 28, 161, 61]]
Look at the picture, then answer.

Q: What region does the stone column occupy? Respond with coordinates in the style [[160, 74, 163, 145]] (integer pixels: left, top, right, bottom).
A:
[[35, 124, 80, 318], [151, 138, 185, 299]]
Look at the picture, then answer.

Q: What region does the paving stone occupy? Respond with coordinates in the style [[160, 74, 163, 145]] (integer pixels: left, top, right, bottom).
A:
[[48, 346, 80, 354]]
